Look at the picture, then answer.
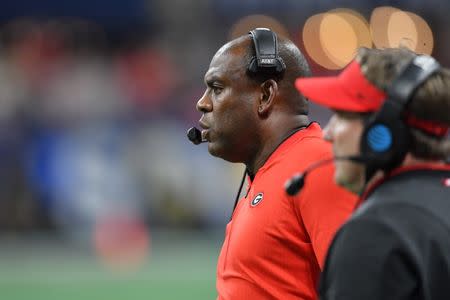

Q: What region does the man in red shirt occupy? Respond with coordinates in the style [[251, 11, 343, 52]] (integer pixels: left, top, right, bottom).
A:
[[194, 28, 357, 299]]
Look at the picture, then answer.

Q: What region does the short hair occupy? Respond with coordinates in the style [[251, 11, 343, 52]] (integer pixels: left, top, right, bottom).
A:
[[222, 33, 311, 115], [243, 35, 311, 84], [356, 47, 450, 160], [245, 34, 311, 115]]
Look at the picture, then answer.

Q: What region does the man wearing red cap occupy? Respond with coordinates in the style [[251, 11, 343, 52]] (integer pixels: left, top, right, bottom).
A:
[[295, 47, 450, 299]]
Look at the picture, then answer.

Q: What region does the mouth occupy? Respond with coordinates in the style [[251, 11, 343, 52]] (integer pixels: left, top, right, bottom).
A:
[[198, 119, 209, 130], [198, 119, 211, 141], [201, 129, 210, 141]]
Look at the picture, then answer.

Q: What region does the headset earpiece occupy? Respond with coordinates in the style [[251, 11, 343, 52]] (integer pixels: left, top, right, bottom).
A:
[[360, 55, 441, 174], [248, 28, 286, 76], [361, 106, 410, 171]]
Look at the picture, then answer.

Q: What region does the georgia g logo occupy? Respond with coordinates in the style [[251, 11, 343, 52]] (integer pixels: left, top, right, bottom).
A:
[[251, 193, 264, 207]]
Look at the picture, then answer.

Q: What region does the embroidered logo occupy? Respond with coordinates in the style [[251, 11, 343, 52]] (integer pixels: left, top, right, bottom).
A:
[[251, 193, 264, 207]]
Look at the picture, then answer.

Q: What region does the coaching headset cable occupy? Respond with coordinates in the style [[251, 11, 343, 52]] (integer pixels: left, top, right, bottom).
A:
[[231, 169, 248, 220]]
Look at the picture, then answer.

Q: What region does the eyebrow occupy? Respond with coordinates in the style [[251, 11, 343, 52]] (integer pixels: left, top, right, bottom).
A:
[[204, 75, 223, 86]]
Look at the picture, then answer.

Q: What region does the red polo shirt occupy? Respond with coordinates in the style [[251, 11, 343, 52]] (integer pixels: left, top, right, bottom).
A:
[[216, 123, 357, 300]]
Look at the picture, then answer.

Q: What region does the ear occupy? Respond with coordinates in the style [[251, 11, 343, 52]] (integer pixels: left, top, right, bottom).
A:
[[257, 79, 278, 116]]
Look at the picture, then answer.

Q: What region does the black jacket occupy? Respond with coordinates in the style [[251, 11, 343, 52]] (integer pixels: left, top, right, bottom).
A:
[[319, 166, 450, 300]]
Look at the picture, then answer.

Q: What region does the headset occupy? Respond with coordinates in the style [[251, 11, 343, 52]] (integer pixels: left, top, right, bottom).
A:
[[285, 55, 442, 196], [360, 55, 441, 177], [248, 28, 286, 76]]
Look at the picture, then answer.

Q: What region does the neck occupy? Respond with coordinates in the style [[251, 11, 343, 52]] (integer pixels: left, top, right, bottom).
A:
[[246, 114, 310, 176]]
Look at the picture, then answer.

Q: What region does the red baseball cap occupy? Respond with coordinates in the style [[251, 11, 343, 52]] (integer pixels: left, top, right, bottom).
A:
[[295, 60, 449, 137], [295, 60, 386, 113]]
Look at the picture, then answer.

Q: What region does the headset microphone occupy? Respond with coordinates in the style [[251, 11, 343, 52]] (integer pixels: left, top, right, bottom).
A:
[[285, 156, 365, 196], [187, 127, 207, 145]]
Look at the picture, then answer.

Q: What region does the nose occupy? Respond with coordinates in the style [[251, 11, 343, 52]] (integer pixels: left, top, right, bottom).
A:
[[196, 90, 212, 113]]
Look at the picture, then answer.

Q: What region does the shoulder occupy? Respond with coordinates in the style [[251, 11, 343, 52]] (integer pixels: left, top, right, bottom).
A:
[[324, 214, 413, 283], [320, 215, 418, 299], [286, 127, 333, 165], [354, 196, 450, 250], [331, 214, 405, 252], [331, 202, 437, 262], [263, 125, 332, 178], [290, 123, 330, 150]]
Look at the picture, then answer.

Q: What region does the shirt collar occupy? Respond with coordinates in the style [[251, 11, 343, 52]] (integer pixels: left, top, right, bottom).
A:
[[256, 122, 322, 175], [358, 163, 450, 207]]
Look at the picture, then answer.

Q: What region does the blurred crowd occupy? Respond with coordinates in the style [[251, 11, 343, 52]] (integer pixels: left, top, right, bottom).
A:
[[0, 3, 239, 239], [0, 0, 449, 243]]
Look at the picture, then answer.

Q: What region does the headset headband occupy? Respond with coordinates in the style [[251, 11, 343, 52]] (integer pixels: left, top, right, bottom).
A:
[[248, 28, 286, 75]]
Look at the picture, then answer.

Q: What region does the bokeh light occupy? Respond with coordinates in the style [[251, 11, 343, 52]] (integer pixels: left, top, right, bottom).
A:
[[320, 13, 358, 67], [303, 9, 371, 70], [370, 6, 401, 49], [304, 6, 434, 70], [94, 214, 150, 272], [370, 7, 434, 54], [387, 11, 418, 49], [389, 11, 433, 54], [302, 13, 340, 70]]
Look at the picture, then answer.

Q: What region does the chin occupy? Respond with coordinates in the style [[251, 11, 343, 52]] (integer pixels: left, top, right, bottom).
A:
[[335, 172, 362, 195], [207, 143, 221, 158], [335, 161, 365, 193], [208, 143, 227, 160], [208, 143, 242, 163]]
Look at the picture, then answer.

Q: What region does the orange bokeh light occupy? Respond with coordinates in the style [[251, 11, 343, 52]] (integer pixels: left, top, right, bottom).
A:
[[94, 214, 150, 272], [370, 7, 433, 54], [303, 9, 371, 70]]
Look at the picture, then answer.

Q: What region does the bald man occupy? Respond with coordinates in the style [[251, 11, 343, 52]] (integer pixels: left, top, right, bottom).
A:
[[195, 28, 357, 300]]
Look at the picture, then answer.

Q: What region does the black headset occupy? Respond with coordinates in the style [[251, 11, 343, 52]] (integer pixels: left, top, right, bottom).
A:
[[360, 55, 441, 177], [248, 28, 286, 75]]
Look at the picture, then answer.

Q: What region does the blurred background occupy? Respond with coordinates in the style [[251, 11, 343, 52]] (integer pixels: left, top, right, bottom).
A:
[[0, 0, 448, 299]]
